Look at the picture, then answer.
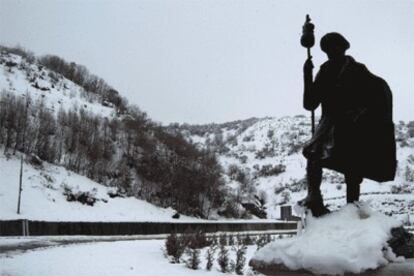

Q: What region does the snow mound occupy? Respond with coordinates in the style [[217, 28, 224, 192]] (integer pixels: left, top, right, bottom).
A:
[[250, 203, 404, 275]]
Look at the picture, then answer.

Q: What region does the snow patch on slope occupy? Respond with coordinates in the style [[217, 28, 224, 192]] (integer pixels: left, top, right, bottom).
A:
[[0, 152, 197, 222], [0, 52, 115, 117]]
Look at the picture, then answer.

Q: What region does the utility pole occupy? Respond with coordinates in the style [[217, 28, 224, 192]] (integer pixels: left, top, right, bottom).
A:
[[17, 95, 29, 215]]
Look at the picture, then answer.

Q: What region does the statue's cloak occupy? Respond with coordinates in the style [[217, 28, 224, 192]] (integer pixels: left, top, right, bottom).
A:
[[303, 56, 397, 182]]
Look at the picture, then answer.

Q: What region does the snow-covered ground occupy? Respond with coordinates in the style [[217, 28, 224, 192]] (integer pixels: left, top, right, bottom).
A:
[[251, 204, 408, 275], [0, 239, 257, 276], [0, 152, 198, 222]]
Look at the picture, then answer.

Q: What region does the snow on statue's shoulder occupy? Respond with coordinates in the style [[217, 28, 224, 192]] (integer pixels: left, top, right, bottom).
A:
[[249, 203, 405, 275]]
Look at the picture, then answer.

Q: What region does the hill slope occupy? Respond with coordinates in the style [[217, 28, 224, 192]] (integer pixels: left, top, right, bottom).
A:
[[175, 116, 414, 223], [0, 47, 224, 220], [0, 151, 198, 222], [0, 50, 116, 118]]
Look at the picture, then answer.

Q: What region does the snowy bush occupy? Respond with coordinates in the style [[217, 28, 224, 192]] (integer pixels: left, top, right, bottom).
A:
[[62, 185, 98, 206], [187, 229, 210, 249], [184, 248, 200, 270], [407, 154, 414, 165], [404, 165, 414, 182], [217, 243, 230, 272], [107, 188, 125, 198], [219, 234, 228, 247], [256, 164, 286, 177], [391, 183, 414, 194], [218, 199, 245, 218], [228, 235, 235, 246], [242, 134, 254, 142], [279, 190, 291, 205], [165, 232, 186, 263], [239, 155, 248, 164], [287, 178, 306, 193], [255, 235, 268, 250], [233, 241, 247, 275], [205, 244, 216, 271], [267, 129, 274, 139], [243, 235, 254, 246], [255, 145, 276, 159]]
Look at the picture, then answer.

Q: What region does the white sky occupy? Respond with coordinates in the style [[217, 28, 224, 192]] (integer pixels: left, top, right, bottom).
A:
[[1, 0, 413, 124]]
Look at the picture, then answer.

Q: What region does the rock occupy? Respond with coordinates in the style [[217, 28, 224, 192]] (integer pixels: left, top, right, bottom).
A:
[[388, 226, 414, 258], [172, 212, 180, 219]]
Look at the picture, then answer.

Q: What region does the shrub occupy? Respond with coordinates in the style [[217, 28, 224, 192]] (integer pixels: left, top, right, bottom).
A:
[[407, 155, 414, 165], [243, 235, 254, 246], [233, 242, 247, 275], [228, 235, 235, 246], [219, 234, 228, 246], [219, 196, 246, 217], [205, 244, 216, 271], [188, 229, 210, 249], [255, 235, 269, 250], [255, 145, 275, 159], [239, 155, 248, 164], [280, 190, 291, 205], [165, 232, 186, 263], [391, 183, 414, 194], [257, 164, 286, 177], [185, 248, 200, 270], [267, 129, 274, 139], [217, 243, 230, 273], [405, 166, 414, 182], [62, 185, 98, 206], [243, 134, 254, 142]]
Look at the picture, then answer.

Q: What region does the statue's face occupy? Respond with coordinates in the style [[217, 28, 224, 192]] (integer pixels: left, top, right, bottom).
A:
[[325, 46, 346, 60]]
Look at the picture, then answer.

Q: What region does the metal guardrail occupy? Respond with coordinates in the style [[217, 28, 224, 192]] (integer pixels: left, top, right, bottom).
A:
[[0, 220, 298, 236]]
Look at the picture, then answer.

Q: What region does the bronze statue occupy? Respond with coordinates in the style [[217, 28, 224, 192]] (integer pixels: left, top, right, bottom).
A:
[[299, 32, 397, 217]]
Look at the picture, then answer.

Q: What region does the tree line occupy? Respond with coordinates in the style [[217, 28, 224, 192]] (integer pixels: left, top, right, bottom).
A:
[[0, 92, 225, 218]]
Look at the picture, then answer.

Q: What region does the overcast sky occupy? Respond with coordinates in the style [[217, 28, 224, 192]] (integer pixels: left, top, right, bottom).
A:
[[1, 0, 413, 124]]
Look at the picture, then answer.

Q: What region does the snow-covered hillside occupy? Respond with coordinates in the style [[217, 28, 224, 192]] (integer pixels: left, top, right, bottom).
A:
[[0, 151, 197, 222], [178, 116, 414, 223], [0, 48, 222, 221], [0, 51, 116, 117]]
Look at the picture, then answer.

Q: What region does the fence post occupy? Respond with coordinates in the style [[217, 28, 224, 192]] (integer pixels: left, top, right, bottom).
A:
[[25, 219, 30, 236], [22, 219, 29, 236]]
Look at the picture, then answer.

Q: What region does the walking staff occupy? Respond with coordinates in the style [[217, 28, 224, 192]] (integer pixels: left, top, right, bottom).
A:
[[301, 14, 315, 134]]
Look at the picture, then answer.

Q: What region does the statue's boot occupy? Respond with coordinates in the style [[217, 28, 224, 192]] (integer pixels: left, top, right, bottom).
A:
[[298, 190, 330, 217], [345, 175, 362, 203], [298, 160, 330, 217]]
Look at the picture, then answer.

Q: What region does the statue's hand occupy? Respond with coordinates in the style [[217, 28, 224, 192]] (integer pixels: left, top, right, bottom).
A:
[[304, 57, 314, 75]]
